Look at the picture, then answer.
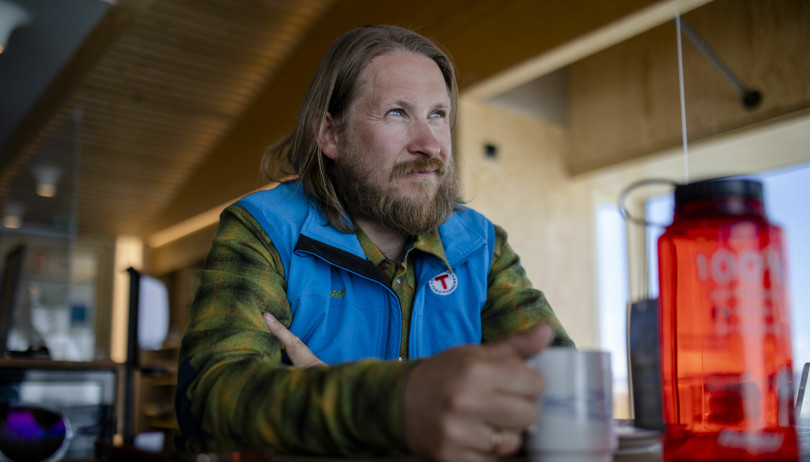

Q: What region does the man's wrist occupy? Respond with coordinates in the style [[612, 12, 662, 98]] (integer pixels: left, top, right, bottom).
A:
[[396, 358, 426, 453]]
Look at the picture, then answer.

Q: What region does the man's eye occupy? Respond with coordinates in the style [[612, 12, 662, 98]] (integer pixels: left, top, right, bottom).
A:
[[388, 109, 404, 117], [430, 110, 447, 119]]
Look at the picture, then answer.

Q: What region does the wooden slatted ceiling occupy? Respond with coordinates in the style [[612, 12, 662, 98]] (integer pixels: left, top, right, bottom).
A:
[[6, 0, 333, 238], [3, 0, 663, 240], [78, 0, 332, 236]]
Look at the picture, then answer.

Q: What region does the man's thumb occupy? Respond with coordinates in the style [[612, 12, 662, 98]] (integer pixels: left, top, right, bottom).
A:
[[488, 323, 555, 359]]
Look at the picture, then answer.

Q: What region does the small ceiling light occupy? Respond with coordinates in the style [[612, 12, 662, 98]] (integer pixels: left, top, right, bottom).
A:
[[33, 164, 62, 198], [2, 202, 24, 229], [0, 0, 29, 55]]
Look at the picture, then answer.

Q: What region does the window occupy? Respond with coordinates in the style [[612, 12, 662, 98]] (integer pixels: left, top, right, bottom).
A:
[[596, 204, 630, 418]]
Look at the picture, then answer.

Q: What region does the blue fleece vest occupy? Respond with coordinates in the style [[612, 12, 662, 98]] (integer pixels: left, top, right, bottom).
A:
[[236, 182, 495, 364]]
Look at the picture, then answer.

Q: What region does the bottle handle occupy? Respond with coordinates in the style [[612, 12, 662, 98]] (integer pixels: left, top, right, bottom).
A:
[[618, 178, 680, 228]]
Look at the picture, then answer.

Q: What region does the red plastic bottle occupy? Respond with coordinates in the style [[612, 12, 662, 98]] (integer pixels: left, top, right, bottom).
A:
[[657, 178, 798, 461]]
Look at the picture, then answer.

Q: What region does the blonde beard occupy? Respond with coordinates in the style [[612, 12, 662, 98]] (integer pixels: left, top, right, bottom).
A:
[[331, 148, 459, 236]]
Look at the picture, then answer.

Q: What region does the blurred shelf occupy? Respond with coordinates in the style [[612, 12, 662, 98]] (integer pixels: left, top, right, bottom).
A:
[[146, 416, 179, 431], [144, 373, 177, 387]]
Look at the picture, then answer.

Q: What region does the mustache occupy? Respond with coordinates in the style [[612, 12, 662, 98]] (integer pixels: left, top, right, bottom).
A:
[[390, 158, 446, 180]]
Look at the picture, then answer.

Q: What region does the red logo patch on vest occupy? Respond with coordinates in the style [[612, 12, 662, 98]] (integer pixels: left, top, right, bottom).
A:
[[429, 272, 458, 295]]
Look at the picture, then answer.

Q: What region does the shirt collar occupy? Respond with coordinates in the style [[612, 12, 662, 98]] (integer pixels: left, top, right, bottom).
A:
[[355, 226, 453, 273]]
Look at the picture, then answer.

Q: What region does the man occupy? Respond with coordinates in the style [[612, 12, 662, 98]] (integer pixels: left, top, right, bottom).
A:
[[176, 25, 573, 462]]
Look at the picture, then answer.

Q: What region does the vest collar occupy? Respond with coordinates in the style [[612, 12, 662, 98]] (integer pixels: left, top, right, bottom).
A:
[[299, 203, 366, 258], [437, 206, 487, 269], [299, 201, 486, 269]]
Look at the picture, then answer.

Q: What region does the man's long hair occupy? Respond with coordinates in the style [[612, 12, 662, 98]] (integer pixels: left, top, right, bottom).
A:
[[261, 25, 459, 232]]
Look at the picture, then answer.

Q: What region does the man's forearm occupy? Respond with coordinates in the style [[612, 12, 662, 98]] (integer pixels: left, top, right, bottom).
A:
[[177, 342, 417, 454]]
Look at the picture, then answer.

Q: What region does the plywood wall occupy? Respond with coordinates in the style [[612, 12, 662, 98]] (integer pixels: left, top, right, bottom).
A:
[[457, 99, 597, 348]]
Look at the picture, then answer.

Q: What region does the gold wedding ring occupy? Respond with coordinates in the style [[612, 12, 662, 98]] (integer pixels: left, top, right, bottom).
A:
[[490, 429, 503, 455]]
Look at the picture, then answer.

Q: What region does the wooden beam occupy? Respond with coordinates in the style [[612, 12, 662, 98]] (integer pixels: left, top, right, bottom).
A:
[[463, 0, 714, 101]]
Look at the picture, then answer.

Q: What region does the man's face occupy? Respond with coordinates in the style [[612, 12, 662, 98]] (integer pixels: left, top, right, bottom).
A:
[[323, 51, 458, 236]]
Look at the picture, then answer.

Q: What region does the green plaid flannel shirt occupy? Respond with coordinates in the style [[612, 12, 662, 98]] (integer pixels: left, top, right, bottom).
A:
[[177, 203, 573, 455]]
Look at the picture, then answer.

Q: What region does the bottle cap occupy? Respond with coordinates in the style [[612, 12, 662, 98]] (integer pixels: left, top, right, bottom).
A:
[[674, 178, 763, 207]]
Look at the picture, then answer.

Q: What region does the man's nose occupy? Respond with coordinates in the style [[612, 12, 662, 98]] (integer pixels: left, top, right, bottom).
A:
[[408, 120, 442, 158]]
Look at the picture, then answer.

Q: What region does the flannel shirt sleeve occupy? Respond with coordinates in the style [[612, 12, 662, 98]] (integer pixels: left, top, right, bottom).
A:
[[481, 224, 575, 347], [175, 205, 418, 455]]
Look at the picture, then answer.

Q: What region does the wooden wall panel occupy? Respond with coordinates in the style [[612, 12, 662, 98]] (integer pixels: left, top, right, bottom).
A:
[[567, 0, 810, 174], [458, 100, 594, 348], [146, 223, 216, 276]]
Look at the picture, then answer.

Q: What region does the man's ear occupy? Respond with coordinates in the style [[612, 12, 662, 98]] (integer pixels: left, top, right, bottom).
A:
[[318, 113, 340, 160]]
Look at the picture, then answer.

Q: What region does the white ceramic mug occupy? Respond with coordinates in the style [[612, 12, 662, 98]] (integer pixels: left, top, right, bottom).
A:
[[526, 348, 617, 462]]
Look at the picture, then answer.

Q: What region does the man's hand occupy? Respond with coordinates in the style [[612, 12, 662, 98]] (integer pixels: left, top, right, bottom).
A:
[[403, 323, 554, 462], [262, 312, 326, 368]]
